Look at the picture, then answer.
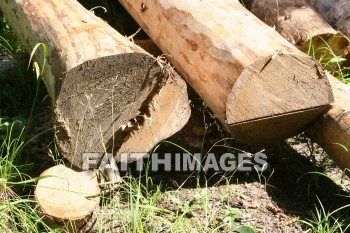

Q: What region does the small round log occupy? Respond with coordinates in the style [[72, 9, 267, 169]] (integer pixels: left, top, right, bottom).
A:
[[35, 165, 100, 232]]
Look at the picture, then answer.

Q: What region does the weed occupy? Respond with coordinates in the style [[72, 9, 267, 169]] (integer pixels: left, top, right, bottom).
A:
[[301, 196, 350, 233]]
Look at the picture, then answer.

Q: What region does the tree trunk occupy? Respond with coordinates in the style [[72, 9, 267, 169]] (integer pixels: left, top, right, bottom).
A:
[[248, 0, 349, 66], [308, 0, 350, 38], [306, 73, 350, 171], [119, 0, 333, 143], [0, 0, 190, 168], [35, 165, 100, 232]]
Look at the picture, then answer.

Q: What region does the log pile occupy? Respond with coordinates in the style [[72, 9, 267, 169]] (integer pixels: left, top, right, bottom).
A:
[[119, 0, 333, 143], [2, 0, 350, 231]]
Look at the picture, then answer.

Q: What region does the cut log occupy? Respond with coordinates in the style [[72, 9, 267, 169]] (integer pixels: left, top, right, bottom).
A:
[[247, 0, 349, 66], [35, 165, 100, 232], [306, 73, 350, 171], [245, 2, 350, 171], [308, 0, 350, 38], [0, 0, 190, 168], [119, 0, 333, 143]]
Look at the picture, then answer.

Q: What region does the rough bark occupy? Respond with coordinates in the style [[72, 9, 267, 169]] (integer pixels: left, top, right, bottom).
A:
[[306, 73, 350, 171], [308, 0, 350, 38], [248, 0, 349, 66], [119, 0, 333, 143], [0, 0, 190, 168], [35, 165, 100, 232]]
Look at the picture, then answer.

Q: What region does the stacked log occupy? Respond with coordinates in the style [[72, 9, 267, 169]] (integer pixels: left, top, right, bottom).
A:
[[247, 0, 349, 66], [308, 0, 350, 38], [0, 0, 191, 169], [119, 0, 333, 143]]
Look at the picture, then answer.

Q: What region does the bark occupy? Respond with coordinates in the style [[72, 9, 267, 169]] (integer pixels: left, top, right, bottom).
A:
[[119, 0, 333, 143], [0, 0, 190, 168], [308, 0, 350, 38], [35, 165, 100, 232], [306, 73, 350, 171], [248, 0, 349, 66]]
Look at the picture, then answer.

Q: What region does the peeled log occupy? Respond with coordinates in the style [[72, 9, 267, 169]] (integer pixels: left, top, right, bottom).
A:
[[306, 73, 350, 171], [248, 0, 349, 65], [119, 0, 333, 143], [308, 0, 350, 38], [0, 0, 190, 168], [245, 2, 350, 171], [35, 165, 100, 232]]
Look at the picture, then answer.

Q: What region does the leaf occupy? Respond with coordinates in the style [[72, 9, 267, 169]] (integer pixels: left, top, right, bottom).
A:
[[27, 42, 47, 76], [170, 195, 182, 205], [329, 56, 346, 63], [234, 225, 256, 233]]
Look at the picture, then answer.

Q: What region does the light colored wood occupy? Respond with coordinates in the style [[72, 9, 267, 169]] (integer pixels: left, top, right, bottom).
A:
[[308, 0, 350, 38], [245, 2, 350, 171], [119, 0, 333, 143], [35, 165, 100, 232], [306, 73, 350, 171], [248, 0, 349, 65], [0, 0, 190, 168]]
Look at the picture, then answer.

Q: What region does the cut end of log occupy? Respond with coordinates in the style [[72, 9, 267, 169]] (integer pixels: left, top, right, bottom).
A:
[[114, 65, 191, 162], [35, 165, 100, 232], [229, 106, 329, 143], [226, 53, 333, 142], [54, 53, 165, 168]]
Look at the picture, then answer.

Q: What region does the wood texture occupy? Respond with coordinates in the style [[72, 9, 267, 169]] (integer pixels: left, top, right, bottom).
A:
[[248, 0, 349, 64], [35, 165, 100, 232], [119, 0, 333, 143], [306, 73, 350, 171], [245, 2, 350, 171], [308, 0, 350, 38], [0, 0, 190, 168]]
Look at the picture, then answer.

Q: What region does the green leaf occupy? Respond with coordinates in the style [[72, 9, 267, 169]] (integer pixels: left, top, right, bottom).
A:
[[234, 225, 256, 233], [329, 56, 346, 63]]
